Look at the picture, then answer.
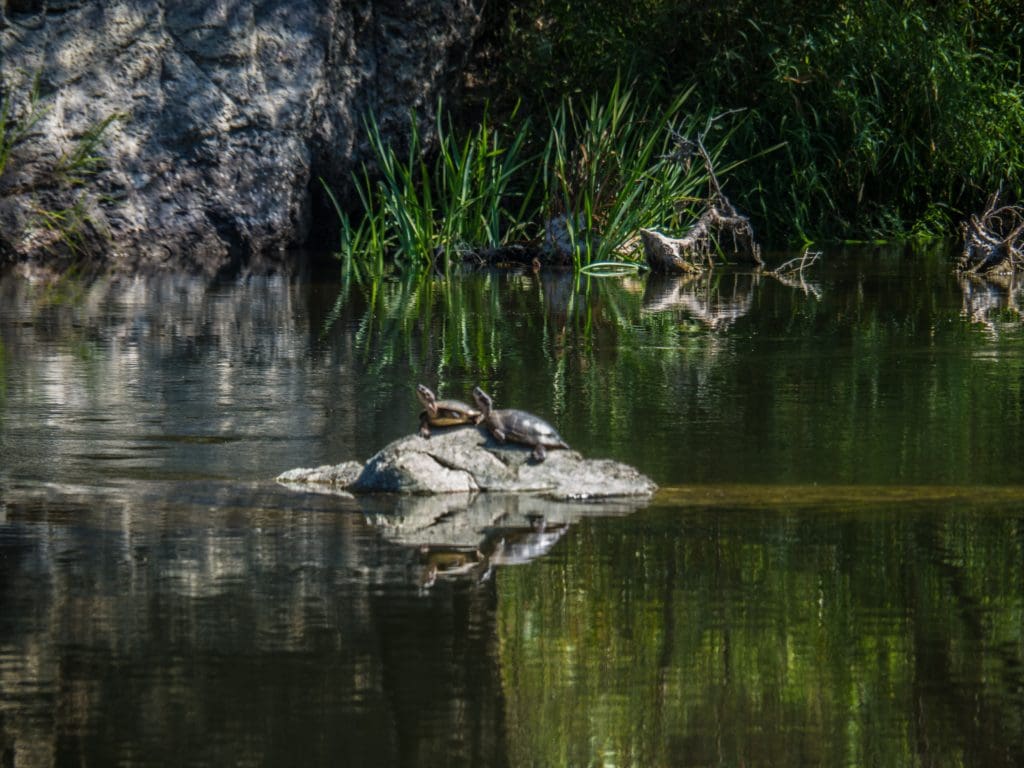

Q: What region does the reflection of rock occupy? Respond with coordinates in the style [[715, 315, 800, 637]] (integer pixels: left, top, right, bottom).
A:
[[0, 481, 509, 765], [358, 491, 646, 549], [642, 272, 756, 330], [371, 494, 645, 588], [278, 425, 657, 500]]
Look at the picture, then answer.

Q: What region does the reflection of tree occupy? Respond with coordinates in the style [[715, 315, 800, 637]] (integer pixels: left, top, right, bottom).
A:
[[959, 272, 1023, 336], [642, 272, 757, 330], [498, 503, 1024, 768], [908, 518, 1024, 767]]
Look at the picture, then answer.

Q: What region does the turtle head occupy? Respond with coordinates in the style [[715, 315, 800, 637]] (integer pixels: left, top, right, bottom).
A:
[[472, 386, 493, 415], [416, 384, 437, 412]]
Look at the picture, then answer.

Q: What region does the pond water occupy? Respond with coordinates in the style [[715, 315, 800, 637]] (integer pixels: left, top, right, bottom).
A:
[[1, 249, 1023, 766]]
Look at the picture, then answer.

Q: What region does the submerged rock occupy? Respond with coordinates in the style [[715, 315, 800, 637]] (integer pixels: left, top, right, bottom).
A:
[[277, 425, 657, 501]]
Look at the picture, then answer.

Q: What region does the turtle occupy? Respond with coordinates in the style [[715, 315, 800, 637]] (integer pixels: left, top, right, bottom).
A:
[[472, 386, 569, 462], [416, 384, 483, 438]]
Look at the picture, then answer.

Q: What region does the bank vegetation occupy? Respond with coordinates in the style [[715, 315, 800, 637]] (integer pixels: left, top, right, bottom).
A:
[[329, 0, 1024, 272]]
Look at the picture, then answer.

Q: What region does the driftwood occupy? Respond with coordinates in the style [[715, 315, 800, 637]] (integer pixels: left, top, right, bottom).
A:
[[958, 191, 1024, 274], [644, 124, 762, 273], [763, 249, 822, 298]]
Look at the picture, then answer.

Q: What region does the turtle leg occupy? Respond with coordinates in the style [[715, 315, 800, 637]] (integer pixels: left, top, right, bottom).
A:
[[492, 427, 506, 443], [419, 416, 431, 438], [532, 444, 546, 462]]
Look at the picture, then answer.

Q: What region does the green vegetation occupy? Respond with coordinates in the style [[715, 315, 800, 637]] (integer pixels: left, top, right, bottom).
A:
[[493, 0, 1024, 243], [332, 1, 1023, 268], [0, 80, 47, 177], [328, 82, 739, 271], [330, 109, 534, 272], [324, 246, 1024, 486]]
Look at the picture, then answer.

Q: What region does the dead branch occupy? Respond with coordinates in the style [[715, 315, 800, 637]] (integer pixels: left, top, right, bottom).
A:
[[644, 121, 762, 273], [765, 249, 821, 277], [763, 249, 822, 298], [958, 191, 1024, 274]]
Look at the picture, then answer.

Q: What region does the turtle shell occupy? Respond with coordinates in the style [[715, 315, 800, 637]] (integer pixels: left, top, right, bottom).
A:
[[493, 408, 568, 449], [426, 399, 482, 427]]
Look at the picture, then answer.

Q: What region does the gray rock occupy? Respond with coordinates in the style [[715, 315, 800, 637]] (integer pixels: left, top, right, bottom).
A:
[[276, 460, 363, 492], [0, 0, 483, 270], [277, 425, 658, 501]]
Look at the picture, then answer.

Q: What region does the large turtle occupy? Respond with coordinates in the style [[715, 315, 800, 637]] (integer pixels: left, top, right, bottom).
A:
[[472, 386, 569, 462], [416, 384, 482, 438]]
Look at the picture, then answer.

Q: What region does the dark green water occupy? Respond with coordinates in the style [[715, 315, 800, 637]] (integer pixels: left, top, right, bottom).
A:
[[1, 249, 1023, 766]]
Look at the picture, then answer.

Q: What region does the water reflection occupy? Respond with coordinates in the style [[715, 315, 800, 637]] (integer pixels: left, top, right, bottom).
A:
[[356, 490, 646, 590], [0, 482, 509, 767], [642, 271, 757, 330], [499, 501, 1024, 768], [959, 271, 1024, 335], [3, 252, 1024, 765]]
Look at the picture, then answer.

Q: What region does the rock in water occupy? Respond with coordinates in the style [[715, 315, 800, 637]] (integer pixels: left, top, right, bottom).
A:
[[277, 426, 657, 501]]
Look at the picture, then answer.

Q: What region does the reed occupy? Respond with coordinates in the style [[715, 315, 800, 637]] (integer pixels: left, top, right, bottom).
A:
[[331, 108, 535, 271], [541, 81, 715, 267], [0, 80, 48, 177], [330, 80, 744, 271]]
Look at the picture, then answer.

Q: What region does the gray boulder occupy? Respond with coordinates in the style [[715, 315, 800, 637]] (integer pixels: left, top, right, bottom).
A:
[[0, 0, 483, 271], [277, 425, 658, 501]]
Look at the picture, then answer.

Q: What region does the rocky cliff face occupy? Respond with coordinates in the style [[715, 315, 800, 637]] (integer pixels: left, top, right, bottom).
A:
[[0, 0, 483, 272]]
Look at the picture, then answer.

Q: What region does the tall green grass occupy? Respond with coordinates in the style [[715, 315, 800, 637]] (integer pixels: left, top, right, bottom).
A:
[[328, 82, 740, 271], [543, 82, 717, 266], [330, 108, 534, 273], [0, 80, 48, 177]]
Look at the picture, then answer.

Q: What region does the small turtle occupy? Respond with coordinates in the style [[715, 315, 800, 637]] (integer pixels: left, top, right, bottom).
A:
[[472, 386, 569, 462], [416, 384, 482, 438]]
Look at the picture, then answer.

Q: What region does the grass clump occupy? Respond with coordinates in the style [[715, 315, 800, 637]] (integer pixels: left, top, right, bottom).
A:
[[0, 80, 48, 177], [328, 81, 742, 271], [542, 82, 719, 266], [329, 109, 534, 273]]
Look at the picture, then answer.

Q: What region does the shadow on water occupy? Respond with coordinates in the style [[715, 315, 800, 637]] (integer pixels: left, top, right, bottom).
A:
[[2, 249, 1024, 766]]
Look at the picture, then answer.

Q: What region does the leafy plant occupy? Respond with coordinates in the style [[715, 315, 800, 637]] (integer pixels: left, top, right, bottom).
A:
[[329, 81, 751, 271], [541, 81, 712, 266], [493, 0, 1024, 243], [51, 112, 123, 186]]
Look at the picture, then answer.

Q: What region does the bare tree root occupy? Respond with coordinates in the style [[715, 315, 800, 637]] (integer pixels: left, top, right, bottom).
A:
[[958, 191, 1024, 274], [643, 121, 762, 273]]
